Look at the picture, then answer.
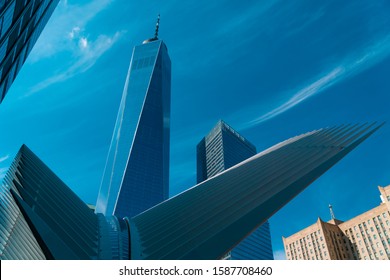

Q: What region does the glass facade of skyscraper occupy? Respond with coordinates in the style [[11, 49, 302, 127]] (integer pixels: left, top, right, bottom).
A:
[[0, 0, 59, 103], [95, 39, 171, 219], [197, 120, 274, 260]]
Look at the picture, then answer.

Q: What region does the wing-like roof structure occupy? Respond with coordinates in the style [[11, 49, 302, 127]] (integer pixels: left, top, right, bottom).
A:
[[129, 123, 384, 259]]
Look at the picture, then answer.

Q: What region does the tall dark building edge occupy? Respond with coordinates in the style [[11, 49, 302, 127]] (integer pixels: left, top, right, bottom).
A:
[[0, 0, 60, 103], [196, 120, 274, 260], [95, 18, 171, 219]]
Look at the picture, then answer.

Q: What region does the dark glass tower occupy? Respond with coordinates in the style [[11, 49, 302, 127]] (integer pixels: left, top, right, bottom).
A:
[[0, 0, 60, 103], [197, 120, 274, 260], [95, 18, 171, 218]]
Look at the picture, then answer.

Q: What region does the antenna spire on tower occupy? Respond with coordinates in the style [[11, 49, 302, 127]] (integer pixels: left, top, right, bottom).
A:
[[142, 14, 161, 44], [154, 14, 160, 39], [329, 204, 336, 220]]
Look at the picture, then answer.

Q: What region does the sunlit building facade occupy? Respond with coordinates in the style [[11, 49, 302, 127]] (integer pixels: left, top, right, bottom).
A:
[[283, 185, 390, 260], [0, 0, 59, 103], [197, 120, 273, 260], [95, 30, 171, 218]]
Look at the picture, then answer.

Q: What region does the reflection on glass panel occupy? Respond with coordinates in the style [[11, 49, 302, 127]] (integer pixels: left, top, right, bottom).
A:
[[0, 81, 4, 100], [0, 1, 6, 12], [0, 1, 60, 104], [0, 37, 8, 63], [1, 2, 15, 37]]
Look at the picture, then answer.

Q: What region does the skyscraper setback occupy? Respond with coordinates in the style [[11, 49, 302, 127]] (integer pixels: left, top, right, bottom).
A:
[[0, 0, 60, 103], [197, 120, 274, 260], [95, 17, 171, 218]]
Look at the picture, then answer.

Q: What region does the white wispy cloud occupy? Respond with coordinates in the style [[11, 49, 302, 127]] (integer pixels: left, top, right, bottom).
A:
[[29, 0, 114, 62], [24, 0, 125, 95], [248, 67, 344, 125], [0, 155, 9, 163], [29, 31, 123, 94], [79, 37, 88, 49], [245, 34, 390, 128], [68, 26, 81, 39]]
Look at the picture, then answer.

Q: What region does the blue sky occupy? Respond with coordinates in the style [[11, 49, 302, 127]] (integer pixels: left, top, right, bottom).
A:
[[0, 0, 390, 259]]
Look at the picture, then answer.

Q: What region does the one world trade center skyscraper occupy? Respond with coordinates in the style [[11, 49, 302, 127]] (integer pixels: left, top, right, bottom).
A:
[[95, 16, 171, 218]]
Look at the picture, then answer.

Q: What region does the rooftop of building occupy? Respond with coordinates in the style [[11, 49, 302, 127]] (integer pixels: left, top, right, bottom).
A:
[[202, 119, 257, 151], [283, 184, 390, 240], [327, 219, 344, 226]]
